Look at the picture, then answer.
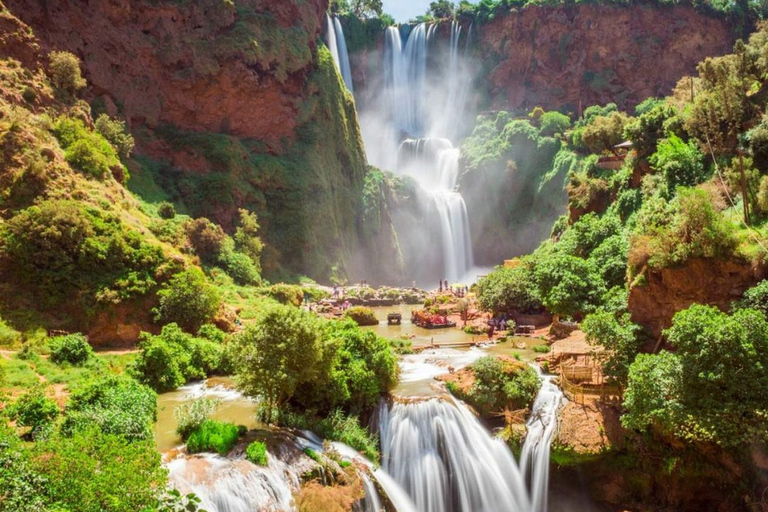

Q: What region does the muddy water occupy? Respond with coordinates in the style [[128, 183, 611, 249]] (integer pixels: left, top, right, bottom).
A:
[[154, 378, 260, 452]]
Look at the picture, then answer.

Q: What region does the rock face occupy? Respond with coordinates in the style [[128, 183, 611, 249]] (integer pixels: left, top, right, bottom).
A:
[[479, 4, 733, 112], [629, 258, 767, 339], [3, 0, 388, 282], [4, 0, 326, 146]]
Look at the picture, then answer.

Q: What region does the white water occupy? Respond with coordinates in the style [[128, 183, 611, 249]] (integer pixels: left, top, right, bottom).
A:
[[167, 453, 298, 512], [520, 371, 564, 512], [379, 397, 531, 512], [325, 14, 354, 93]]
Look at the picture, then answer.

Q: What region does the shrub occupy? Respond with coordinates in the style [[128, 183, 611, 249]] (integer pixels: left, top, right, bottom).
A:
[[234, 208, 263, 275], [154, 268, 222, 332], [174, 397, 221, 439], [197, 323, 226, 343], [245, 440, 268, 466], [157, 201, 176, 219], [459, 356, 541, 415], [219, 244, 261, 285], [61, 374, 157, 441], [283, 410, 380, 463], [186, 420, 241, 455], [185, 218, 227, 264], [539, 111, 571, 137], [580, 111, 629, 154], [343, 306, 379, 326], [132, 323, 222, 391], [734, 279, 768, 318], [32, 429, 166, 512], [8, 387, 58, 433], [48, 51, 86, 93], [267, 283, 304, 306], [532, 345, 551, 353], [649, 134, 706, 190], [49, 333, 93, 366], [94, 114, 135, 159], [534, 253, 605, 318], [54, 116, 125, 180], [582, 311, 641, 385], [0, 318, 22, 347]]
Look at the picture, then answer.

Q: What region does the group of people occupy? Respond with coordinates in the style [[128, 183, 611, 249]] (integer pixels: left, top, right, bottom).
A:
[[437, 280, 469, 297], [487, 315, 510, 338]]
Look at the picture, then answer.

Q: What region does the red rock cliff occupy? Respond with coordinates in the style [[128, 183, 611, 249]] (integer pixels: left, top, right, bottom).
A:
[[3, 0, 327, 148], [479, 4, 733, 112]]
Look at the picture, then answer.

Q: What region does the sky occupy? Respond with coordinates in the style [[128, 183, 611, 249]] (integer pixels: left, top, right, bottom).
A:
[[382, 0, 434, 22]]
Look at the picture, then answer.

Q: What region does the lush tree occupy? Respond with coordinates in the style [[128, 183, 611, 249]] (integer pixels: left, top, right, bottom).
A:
[[48, 51, 86, 94], [582, 311, 640, 385], [734, 279, 768, 318], [429, 0, 455, 18], [49, 333, 93, 366], [350, 0, 383, 18], [94, 114, 135, 159], [539, 111, 571, 137], [185, 218, 226, 264], [557, 211, 623, 258], [153, 268, 222, 332], [649, 134, 706, 190], [234, 208, 263, 275], [580, 111, 630, 154], [232, 305, 325, 420], [132, 323, 223, 392], [534, 253, 605, 318], [476, 263, 542, 314], [624, 102, 679, 157], [62, 374, 157, 441], [623, 305, 768, 447], [455, 356, 540, 415]]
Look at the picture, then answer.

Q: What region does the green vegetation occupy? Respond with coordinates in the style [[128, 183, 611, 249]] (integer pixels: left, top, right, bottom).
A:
[[61, 374, 157, 441], [49, 333, 93, 366], [186, 420, 243, 455], [282, 409, 380, 463], [153, 268, 222, 333], [48, 51, 86, 95], [447, 356, 541, 415], [477, 263, 542, 314], [623, 305, 768, 447], [343, 305, 379, 326], [131, 323, 225, 392], [7, 387, 59, 435], [174, 397, 221, 439], [246, 440, 269, 466]]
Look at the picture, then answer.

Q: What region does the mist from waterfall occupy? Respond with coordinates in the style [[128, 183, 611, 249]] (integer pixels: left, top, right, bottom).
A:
[[357, 21, 478, 284]]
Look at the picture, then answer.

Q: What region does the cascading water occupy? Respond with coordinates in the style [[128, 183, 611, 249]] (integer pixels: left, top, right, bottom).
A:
[[325, 14, 354, 93], [520, 371, 564, 512], [369, 23, 477, 284], [379, 397, 531, 512]]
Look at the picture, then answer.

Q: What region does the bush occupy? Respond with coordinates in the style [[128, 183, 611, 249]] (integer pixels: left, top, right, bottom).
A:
[[532, 345, 551, 353], [132, 323, 223, 392], [186, 420, 241, 455], [174, 397, 221, 440], [534, 252, 605, 319], [61, 374, 157, 441], [154, 268, 222, 332], [245, 440, 268, 466], [539, 111, 571, 137], [54, 117, 125, 180], [8, 387, 59, 433], [734, 279, 768, 318], [477, 263, 541, 314], [649, 135, 706, 190], [157, 201, 176, 219], [234, 209, 263, 275], [0, 318, 22, 347], [185, 218, 227, 264], [48, 51, 86, 93], [219, 243, 261, 285], [267, 283, 304, 306], [343, 306, 378, 326], [94, 114, 135, 159], [282, 410, 380, 463], [580, 111, 629, 154], [49, 333, 93, 366], [457, 356, 541, 415], [582, 311, 640, 385], [32, 429, 166, 512]]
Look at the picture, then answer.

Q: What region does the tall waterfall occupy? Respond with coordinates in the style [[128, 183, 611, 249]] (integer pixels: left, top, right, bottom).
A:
[[325, 14, 354, 93]]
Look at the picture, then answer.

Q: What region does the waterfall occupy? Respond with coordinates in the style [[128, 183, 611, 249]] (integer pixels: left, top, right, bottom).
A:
[[397, 139, 473, 282], [325, 14, 354, 93], [167, 453, 298, 512], [379, 397, 531, 512], [519, 372, 564, 512]]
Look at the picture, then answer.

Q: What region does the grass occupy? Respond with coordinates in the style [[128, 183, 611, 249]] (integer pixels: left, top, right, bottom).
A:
[[533, 345, 551, 353], [186, 420, 244, 455], [3, 356, 40, 389]]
